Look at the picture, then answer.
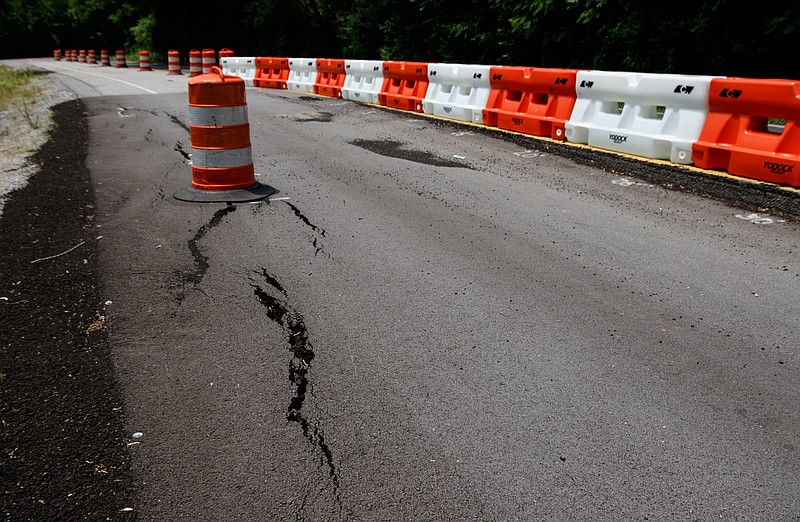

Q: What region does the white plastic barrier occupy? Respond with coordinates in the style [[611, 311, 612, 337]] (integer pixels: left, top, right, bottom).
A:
[[221, 57, 256, 87], [421, 63, 492, 124], [287, 58, 318, 93], [342, 60, 384, 104], [565, 71, 721, 164]]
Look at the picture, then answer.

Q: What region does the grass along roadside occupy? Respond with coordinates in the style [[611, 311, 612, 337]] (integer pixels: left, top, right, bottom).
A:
[[0, 66, 49, 140], [0, 66, 39, 106]]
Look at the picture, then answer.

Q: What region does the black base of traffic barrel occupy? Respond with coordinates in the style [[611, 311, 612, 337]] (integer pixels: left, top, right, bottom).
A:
[[173, 182, 276, 203]]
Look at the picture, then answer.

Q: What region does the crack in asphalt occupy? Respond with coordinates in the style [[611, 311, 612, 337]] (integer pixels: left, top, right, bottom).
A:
[[286, 202, 326, 237], [171, 204, 236, 317], [174, 141, 191, 163], [286, 202, 331, 259], [166, 112, 190, 133], [187, 204, 236, 285], [250, 269, 344, 518]]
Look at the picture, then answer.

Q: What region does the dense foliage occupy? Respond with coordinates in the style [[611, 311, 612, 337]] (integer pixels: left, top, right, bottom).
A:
[[3, 0, 799, 79]]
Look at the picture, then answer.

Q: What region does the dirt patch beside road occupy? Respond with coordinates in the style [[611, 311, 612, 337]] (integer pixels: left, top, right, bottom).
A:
[[0, 99, 135, 520]]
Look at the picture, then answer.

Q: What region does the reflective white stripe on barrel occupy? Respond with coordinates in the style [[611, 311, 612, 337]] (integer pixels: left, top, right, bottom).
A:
[[191, 146, 253, 168], [189, 105, 249, 127]]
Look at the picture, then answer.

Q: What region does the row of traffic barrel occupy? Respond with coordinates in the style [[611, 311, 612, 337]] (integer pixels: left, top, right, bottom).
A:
[[216, 57, 800, 189], [53, 48, 235, 77]]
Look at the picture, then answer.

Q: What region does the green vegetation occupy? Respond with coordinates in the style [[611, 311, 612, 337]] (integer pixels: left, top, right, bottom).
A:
[[2, 0, 799, 79], [0, 66, 37, 108], [0, 66, 44, 130]]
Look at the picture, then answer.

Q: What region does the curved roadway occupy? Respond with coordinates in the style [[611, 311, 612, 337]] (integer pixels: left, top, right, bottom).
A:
[[22, 58, 800, 520]]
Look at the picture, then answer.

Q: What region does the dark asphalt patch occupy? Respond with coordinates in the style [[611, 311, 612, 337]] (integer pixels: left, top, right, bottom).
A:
[[0, 99, 135, 520], [350, 138, 473, 168]]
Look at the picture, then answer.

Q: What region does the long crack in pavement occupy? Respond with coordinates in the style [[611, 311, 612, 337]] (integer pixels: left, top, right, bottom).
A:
[[251, 267, 344, 520], [171, 204, 236, 317]]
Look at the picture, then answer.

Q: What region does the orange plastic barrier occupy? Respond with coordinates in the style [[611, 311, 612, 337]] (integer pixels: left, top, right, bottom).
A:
[[167, 50, 182, 75], [53, 50, 61, 61], [254, 57, 289, 89], [482, 67, 579, 140], [314, 59, 346, 98], [219, 48, 235, 58], [87, 49, 96, 64], [692, 78, 800, 188], [174, 67, 275, 203], [100, 50, 111, 67], [78, 50, 86, 63], [378, 61, 429, 113], [139, 50, 151, 71]]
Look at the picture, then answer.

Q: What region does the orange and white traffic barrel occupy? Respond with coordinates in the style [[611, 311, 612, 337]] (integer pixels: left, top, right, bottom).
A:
[[167, 50, 182, 75], [173, 66, 275, 203], [189, 49, 202, 77], [69, 50, 76, 62], [88, 49, 96, 64], [139, 50, 151, 71], [219, 48, 234, 58], [53, 50, 61, 61], [100, 50, 111, 66], [202, 49, 216, 74], [115, 50, 127, 68], [78, 50, 86, 63]]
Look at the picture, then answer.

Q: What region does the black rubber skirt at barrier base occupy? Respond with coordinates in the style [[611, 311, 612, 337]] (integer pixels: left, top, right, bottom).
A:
[[173, 182, 277, 203]]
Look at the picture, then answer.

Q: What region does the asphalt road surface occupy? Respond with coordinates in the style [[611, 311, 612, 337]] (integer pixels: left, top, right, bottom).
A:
[[7, 58, 800, 520]]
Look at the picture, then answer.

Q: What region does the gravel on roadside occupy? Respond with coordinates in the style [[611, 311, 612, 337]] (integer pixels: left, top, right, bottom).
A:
[[0, 65, 76, 217]]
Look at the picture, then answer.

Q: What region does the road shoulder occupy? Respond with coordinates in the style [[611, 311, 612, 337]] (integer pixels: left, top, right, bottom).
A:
[[0, 99, 135, 520]]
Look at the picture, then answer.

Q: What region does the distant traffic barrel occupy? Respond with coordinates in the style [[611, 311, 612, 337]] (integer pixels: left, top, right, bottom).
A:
[[139, 50, 151, 71], [115, 50, 127, 68], [202, 49, 216, 74], [168, 50, 182, 75], [189, 49, 202, 77], [100, 50, 111, 66]]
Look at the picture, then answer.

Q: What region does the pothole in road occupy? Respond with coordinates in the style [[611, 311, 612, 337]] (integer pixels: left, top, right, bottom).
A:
[[283, 111, 334, 123], [350, 139, 472, 168]]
